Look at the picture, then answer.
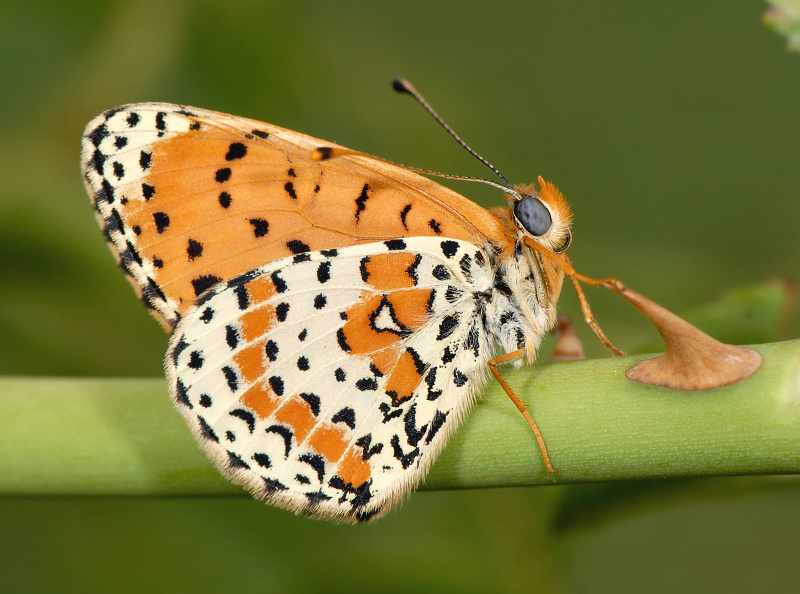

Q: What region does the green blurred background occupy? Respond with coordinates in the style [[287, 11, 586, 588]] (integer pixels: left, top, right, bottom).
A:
[[2, 1, 799, 592]]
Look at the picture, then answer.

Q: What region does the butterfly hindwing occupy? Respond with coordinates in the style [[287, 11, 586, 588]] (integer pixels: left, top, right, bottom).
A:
[[166, 237, 496, 521]]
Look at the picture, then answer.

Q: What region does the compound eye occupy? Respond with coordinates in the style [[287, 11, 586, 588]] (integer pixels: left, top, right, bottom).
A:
[[513, 195, 552, 236]]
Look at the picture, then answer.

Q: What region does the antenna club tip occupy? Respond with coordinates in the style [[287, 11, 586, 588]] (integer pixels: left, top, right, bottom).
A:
[[392, 78, 413, 94]]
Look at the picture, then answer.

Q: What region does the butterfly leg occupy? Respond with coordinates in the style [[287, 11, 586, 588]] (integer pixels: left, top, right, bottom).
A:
[[566, 275, 626, 357], [550, 313, 586, 361], [488, 349, 556, 474]]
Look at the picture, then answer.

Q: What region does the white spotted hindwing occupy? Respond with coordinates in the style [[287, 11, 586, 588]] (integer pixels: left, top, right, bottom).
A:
[[165, 237, 497, 522]]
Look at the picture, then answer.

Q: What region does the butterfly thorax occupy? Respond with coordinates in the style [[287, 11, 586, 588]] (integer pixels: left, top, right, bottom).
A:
[[482, 208, 565, 366]]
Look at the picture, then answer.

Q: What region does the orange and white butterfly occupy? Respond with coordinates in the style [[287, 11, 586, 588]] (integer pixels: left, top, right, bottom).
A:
[[81, 81, 612, 522]]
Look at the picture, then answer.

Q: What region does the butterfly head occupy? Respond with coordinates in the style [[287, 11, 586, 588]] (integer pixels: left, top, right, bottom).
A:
[[511, 175, 573, 254]]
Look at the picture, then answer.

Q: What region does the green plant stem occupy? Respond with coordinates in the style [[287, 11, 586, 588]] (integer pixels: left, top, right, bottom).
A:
[[1, 340, 798, 497]]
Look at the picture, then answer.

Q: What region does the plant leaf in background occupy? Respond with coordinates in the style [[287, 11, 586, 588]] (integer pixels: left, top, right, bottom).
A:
[[765, 0, 800, 52]]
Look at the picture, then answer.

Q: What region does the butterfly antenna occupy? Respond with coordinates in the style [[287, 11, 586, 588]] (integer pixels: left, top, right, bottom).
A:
[[393, 78, 514, 190]]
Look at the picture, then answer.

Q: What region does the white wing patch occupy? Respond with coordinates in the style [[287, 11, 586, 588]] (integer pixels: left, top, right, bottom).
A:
[[166, 237, 497, 521]]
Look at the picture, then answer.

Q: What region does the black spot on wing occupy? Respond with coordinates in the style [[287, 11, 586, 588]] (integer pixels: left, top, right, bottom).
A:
[[400, 204, 412, 230], [187, 350, 204, 370], [286, 239, 310, 254], [359, 257, 370, 282], [271, 270, 287, 293], [143, 277, 167, 303], [390, 434, 420, 469], [275, 302, 289, 322], [225, 325, 239, 349], [265, 425, 293, 458], [197, 416, 219, 442], [425, 367, 442, 401], [337, 329, 351, 352], [191, 275, 221, 296], [268, 375, 284, 396], [230, 408, 256, 433], [354, 183, 370, 222], [355, 434, 383, 459], [331, 407, 356, 429], [139, 150, 152, 170], [86, 121, 109, 147], [187, 239, 203, 260], [233, 284, 248, 310], [226, 450, 250, 469], [89, 149, 106, 176], [299, 392, 320, 415], [305, 490, 332, 507], [445, 286, 463, 303], [265, 339, 279, 362], [171, 336, 189, 365], [406, 254, 421, 285], [153, 212, 170, 234], [379, 403, 403, 423], [403, 404, 428, 447], [436, 314, 459, 340], [299, 454, 326, 483], [249, 218, 269, 237], [225, 142, 247, 161], [440, 240, 459, 258], [222, 366, 238, 391], [174, 378, 191, 408], [317, 261, 331, 283], [252, 453, 271, 468], [425, 410, 449, 444], [263, 477, 288, 493], [355, 377, 378, 391], [385, 239, 406, 251], [441, 346, 455, 364], [459, 253, 473, 279], [432, 265, 450, 280], [155, 111, 166, 134]]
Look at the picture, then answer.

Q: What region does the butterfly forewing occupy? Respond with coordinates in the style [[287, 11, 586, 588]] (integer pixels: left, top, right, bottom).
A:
[[81, 103, 506, 329], [166, 237, 495, 521]]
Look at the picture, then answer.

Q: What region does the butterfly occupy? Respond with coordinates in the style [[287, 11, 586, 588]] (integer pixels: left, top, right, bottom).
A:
[[81, 80, 621, 522]]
